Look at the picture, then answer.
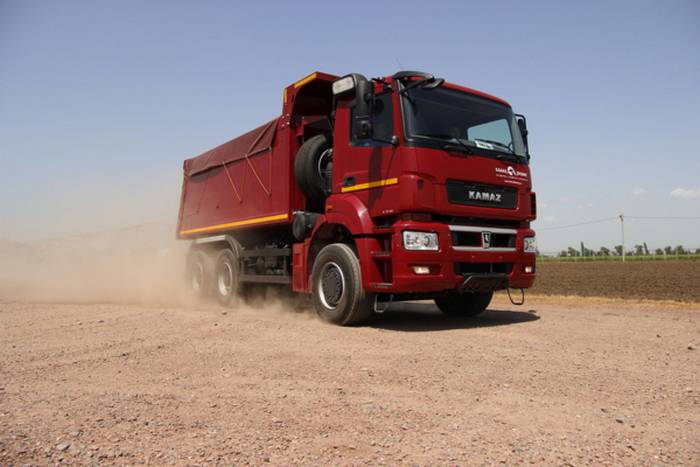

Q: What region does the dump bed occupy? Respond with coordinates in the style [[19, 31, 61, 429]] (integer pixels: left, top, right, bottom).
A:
[[177, 118, 293, 238], [177, 71, 339, 239]]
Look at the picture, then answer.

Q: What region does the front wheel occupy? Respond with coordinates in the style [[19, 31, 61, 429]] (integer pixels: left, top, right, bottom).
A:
[[434, 291, 493, 317], [311, 243, 374, 326]]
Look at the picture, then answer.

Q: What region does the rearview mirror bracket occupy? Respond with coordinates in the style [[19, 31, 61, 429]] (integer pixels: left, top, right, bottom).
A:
[[515, 113, 530, 159]]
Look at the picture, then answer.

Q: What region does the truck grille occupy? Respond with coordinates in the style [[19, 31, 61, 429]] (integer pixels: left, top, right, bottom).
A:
[[449, 225, 517, 252]]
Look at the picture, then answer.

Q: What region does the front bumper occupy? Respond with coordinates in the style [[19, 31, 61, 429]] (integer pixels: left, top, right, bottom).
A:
[[363, 221, 536, 294]]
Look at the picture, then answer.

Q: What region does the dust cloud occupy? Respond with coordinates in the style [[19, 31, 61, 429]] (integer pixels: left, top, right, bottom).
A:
[[0, 167, 198, 305], [0, 169, 310, 314], [0, 222, 311, 315], [0, 224, 193, 305]]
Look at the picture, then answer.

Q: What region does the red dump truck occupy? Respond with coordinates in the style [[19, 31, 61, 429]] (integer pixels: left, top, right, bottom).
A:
[[177, 71, 536, 325]]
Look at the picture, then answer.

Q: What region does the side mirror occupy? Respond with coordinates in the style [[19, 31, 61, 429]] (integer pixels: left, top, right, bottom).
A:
[[422, 77, 444, 90], [515, 114, 529, 156], [353, 77, 374, 140]]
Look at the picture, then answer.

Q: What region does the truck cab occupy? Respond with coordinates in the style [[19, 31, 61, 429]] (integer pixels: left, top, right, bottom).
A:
[[287, 71, 536, 323]]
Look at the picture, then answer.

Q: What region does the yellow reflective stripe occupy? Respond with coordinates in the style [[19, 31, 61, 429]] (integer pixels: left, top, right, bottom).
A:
[[340, 177, 398, 193], [293, 72, 317, 88], [179, 213, 288, 236]]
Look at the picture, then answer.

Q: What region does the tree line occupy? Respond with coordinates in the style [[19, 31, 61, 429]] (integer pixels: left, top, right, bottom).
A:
[[552, 242, 700, 257]]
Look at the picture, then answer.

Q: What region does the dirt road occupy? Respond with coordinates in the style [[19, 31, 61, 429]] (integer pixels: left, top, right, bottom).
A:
[[1, 295, 698, 466]]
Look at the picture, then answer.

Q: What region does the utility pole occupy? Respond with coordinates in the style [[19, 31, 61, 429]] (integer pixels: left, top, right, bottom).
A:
[[619, 214, 625, 263]]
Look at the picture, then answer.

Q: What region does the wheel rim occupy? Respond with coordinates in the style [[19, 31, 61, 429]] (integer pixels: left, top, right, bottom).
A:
[[218, 262, 233, 297], [191, 262, 204, 292], [317, 148, 332, 186], [319, 261, 345, 310]]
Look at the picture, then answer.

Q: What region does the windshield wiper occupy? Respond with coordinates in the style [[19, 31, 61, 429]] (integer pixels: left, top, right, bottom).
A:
[[473, 138, 525, 163], [495, 153, 523, 163], [417, 133, 473, 155], [474, 138, 513, 153]]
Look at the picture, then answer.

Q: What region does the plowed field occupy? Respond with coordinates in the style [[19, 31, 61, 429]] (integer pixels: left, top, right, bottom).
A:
[[533, 260, 700, 302]]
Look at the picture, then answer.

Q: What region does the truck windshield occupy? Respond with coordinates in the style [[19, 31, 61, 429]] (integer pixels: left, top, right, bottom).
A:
[[402, 86, 527, 161]]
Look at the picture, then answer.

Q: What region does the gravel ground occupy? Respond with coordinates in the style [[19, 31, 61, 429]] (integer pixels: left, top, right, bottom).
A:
[[1, 295, 699, 466]]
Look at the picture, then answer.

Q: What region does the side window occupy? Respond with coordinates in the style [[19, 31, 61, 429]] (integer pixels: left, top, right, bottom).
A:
[[351, 92, 393, 144], [372, 92, 393, 141]]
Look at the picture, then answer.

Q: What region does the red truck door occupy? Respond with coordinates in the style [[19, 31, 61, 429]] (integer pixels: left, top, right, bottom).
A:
[[332, 91, 401, 216]]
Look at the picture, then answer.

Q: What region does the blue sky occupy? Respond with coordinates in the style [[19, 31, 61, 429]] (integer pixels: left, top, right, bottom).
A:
[[1, 0, 699, 251]]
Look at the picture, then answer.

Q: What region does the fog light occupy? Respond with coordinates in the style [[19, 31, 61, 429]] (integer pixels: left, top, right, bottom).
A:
[[525, 266, 534, 273], [413, 266, 431, 275]]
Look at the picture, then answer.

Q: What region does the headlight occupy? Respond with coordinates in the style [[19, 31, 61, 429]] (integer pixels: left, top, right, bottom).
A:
[[524, 236, 537, 253], [403, 231, 438, 251]]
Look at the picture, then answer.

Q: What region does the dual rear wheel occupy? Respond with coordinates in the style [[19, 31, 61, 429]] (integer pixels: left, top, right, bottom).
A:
[[186, 247, 240, 306], [186, 242, 375, 325]]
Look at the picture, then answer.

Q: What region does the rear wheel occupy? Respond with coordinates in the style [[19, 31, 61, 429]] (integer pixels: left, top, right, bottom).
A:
[[311, 243, 374, 326], [185, 250, 214, 298], [214, 248, 240, 306], [434, 291, 493, 317]]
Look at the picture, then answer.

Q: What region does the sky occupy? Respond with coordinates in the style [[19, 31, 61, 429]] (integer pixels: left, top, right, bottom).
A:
[[1, 0, 699, 252]]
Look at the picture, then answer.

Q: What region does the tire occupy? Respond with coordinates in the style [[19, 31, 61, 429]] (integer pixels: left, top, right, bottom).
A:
[[185, 249, 214, 298], [434, 291, 493, 317], [213, 248, 240, 306], [294, 134, 332, 202], [311, 243, 374, 326]]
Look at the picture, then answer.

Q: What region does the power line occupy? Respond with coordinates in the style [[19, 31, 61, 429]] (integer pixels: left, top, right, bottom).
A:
[[537, 213, 700, 260], [538, 214, 700, 231], [625, 215, 700, 220], [537, 217, 618, 231]]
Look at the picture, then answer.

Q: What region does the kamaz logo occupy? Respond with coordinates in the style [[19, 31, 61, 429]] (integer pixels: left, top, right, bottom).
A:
[[468, 190, 502, 203], [482, 231, 492, 248]]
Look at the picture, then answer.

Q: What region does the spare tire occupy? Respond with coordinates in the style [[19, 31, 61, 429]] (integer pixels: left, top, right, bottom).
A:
[[295, 134, 332, 202]]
